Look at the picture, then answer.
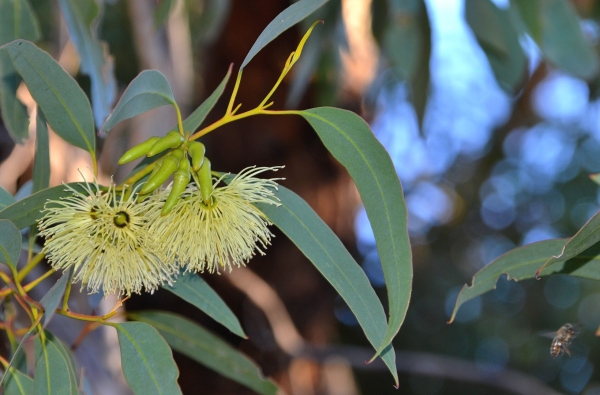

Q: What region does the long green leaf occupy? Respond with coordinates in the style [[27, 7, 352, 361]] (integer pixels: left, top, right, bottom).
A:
[[3, 365, 33, 395], [0, 52, 29, 142], [130, 311, 279, 395], [450, 239, 600, 323], [100, 69, 176, 135], [0, 186, 15, 209], [58, 0, 116, 127], [241, 0, 329, 69], [33, 331, 78, 395], [180, 65, 231, 134], [0, 0, 40, 44], [115, 321, 182, 395], [297, 107, 410, 360], [39, 269, 71, 327], [0, 220, 21, 270], [256, 185, 398, 385], [0, 183, 88, 229], [2, 40, 95, 154], [32, 108, 49, 193], [162, 271, 245, 338], [538, 210, 600, 274]]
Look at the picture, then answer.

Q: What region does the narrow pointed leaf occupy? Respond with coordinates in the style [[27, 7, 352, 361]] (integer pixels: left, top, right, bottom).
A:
[[130, 311, 279, 395], [180, 65, 231, 134], [0, 52, 29, 142], [100, 70, 176, 135], [39, 269, 72, 327], [58, 0, 116, 127], [2, 40, 95, 154], [0, 220, 21, 270], [3, 365, 33, 395], [450, 239, 600, 323], [0, 0, 40, 44], [538, 210, 600, 274], [241, 0, 329, 69], [0, 186, 15, 209], [33, 331, 78, 395], [255, 185, 398, 385], [0, 183, 88, 229], [115, 321, 182, 395], [32, 108, 49, 193], [297, 107, 410, 360], [163, 271, 245, 338]]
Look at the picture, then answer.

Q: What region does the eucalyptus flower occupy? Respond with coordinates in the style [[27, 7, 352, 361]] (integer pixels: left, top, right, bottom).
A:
[[38, 178, 177, 296], [149, 166, 282, 273]]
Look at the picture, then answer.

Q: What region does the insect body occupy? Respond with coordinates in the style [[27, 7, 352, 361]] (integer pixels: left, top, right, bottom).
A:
[[550, 323, 579, 358]]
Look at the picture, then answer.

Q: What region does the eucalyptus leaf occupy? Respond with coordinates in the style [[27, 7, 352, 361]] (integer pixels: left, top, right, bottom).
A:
[[100, 69, 176, 136], [0, 220, 21, 270], [450, 239, 600, 323], [2, 40, 95, 154], [3, 365, 33, 395], [32, 108, 49, 193], [33, 331, 78, 395], [241, 0, 329, 69], [130, 311, 279, 395], [0, 52, 29, 142], [298, 107, 410, 361], [256, 184, 398, 385], [39, 269, 72, 327], [58, 0, 116, 127], [115, 321, 182, 395], [0, 0, 41, 44], [0, 186, 15, 210], [163, 271, 245, 338], [0, 183, 88, 229]]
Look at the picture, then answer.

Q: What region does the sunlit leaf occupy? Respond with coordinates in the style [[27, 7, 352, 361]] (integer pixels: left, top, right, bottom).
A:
[[33, 331, 78, 395], [0, 220, 21, 270], [514, 0, 600, 80], [2, 40, 95, 154], [181, 65, 231, 134], [3, 364, 33, 395], [256, 184, 398, 385], [32, 108, 49, 193], [241, 0, 329, 69], [0, 186, 15, 210], [163, 271, 246, 338], [100, 69, 176, 136], [0, 183, 88, 229], [297, 107, 410, 361], [130, 311, 279, 395], [58, 0, 116, 127], [39, 269, 71, 328], [115, 321, 182, 395], [450, 239, 600, 323]]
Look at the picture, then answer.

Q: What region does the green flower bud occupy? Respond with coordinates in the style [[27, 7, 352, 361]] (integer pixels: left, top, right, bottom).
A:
[[146, 131, 184, 157], [188, 141, 206, 172], [139, 149, 184, 195], [118, 137, 160, 165], [162, 158, 190, 216], [198, 158, 212, 204]]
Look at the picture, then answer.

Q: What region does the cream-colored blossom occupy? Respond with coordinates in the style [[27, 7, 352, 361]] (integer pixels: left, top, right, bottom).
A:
[[148, 166, 282, 273], [38, 178, 177, 296]]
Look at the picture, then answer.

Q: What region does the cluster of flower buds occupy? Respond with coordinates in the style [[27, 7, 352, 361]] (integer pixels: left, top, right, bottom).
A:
[[118, 131, 212, 215]]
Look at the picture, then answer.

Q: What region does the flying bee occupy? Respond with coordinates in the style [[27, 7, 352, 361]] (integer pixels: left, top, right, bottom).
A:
[[548, 323, 580, 358]]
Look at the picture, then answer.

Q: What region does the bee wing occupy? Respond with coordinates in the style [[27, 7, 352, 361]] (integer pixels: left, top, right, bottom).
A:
[[537, 330, 557, 339]]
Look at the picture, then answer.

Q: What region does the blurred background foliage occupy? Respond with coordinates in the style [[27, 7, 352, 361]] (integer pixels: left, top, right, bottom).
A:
[[4, 0, 600, 394]]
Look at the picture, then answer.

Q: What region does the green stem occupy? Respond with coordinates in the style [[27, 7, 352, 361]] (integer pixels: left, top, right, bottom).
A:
[[174, 104, 184, 136], [17, 252, 46, 282], [61, 270, 74, 311], [23, 269, 55, 292], [226, 71, 243, 115]]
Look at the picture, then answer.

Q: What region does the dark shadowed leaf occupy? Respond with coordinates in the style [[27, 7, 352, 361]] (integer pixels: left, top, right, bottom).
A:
[[130, 311, 279, 395], [33, 331, 78, 395], [0, 0, 40, 44], [32, 108, 49, 193], [0, 220, 21, 271], [0, 53, 29, 143], [39, 269, 72, 328]]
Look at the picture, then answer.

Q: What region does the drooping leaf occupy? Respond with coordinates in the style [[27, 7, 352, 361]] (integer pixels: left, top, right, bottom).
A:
[[58, 0, 116, 128], [0, 186, 15, 210], [162, 271, 245, 338], [0, 0, 40, 44], [513, 0, 600, 80], [32, 108, 49, 194], [2, 40, 95, 154], [450, 239, 600, 323], [181, 65, 231, 134], [465, 0, 527, 93], [114, 321, 182, 395], [0, 220, 21, 271], [297, 107, 410, 361], [255, 184, 398, 385], [39, 269, 72, 327], [3, 364, 33, 395], [33, 331, 78, 395], [0, 183, 88, 229], [241, 0, 329, 69], [99, 69, 176, 136], [0, 52, 29, 143], [130, 311, 279, 395], [537, 210, 600, 274]]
